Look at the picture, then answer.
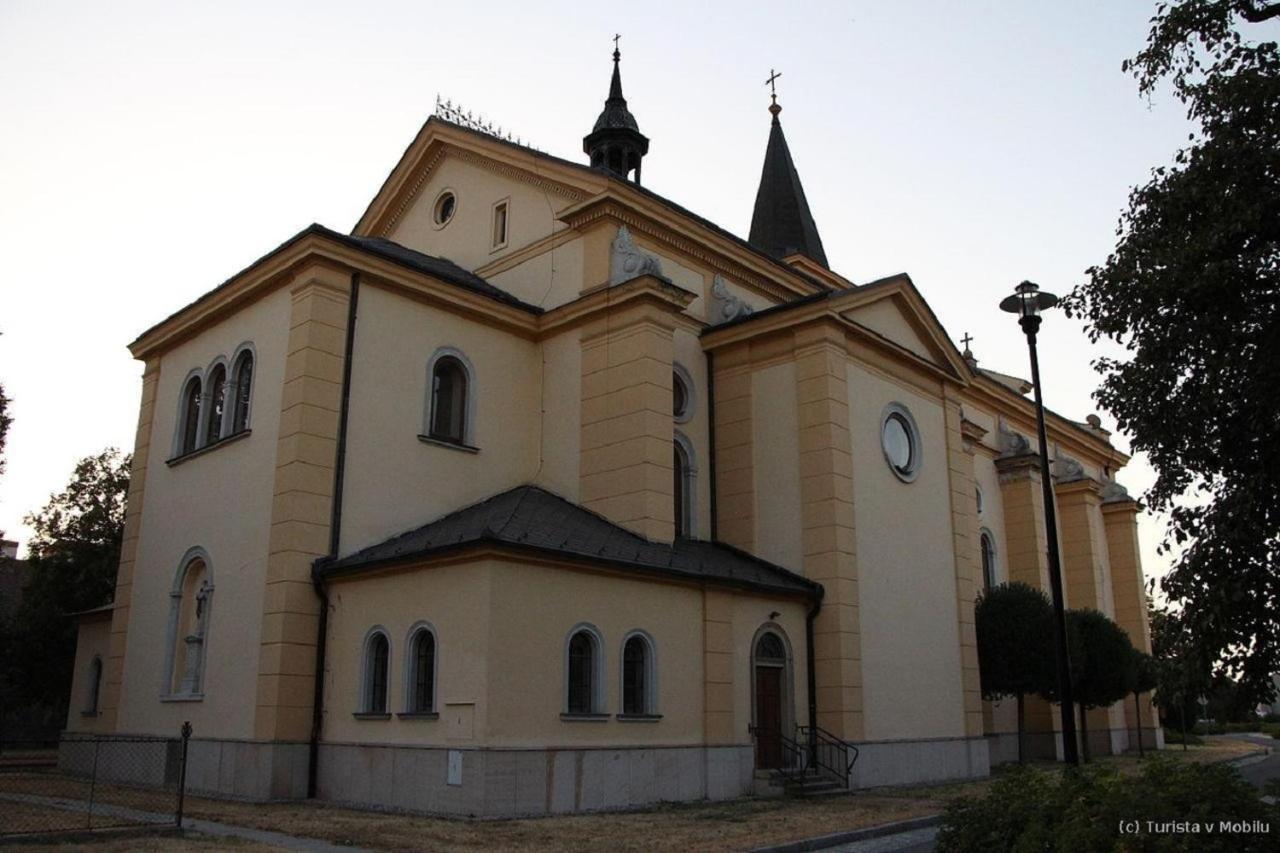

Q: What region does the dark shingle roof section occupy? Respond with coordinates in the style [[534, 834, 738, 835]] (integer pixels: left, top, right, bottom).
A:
[[335, 231, 542, 313], [749, 113, 828, 268], [318, 485, 821, 598]]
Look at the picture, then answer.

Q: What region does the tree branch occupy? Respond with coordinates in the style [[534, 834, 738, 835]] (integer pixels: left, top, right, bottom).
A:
[[1239, 0, 1280, 23]]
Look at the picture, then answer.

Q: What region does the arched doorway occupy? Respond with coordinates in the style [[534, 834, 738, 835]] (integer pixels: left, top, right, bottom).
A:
[[752, 629, 791, 769]]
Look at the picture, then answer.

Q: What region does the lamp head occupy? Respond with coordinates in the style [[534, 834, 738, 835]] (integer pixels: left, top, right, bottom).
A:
[[1000, 280, 1059, 319]]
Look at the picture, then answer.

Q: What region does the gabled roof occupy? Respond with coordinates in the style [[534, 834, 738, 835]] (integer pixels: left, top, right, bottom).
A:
[[317, 485, 822, 599], [749, 110, 828, 267]]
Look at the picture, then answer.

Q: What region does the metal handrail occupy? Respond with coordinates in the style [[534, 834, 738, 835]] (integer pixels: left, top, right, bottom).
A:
[[796, 724, 859, 786], [748, 724, 810, 784]]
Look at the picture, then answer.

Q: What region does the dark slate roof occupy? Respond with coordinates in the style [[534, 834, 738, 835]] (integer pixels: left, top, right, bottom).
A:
[[592, 51, 642, 134], [318, 485, 821, 598], [131, 224, 541, 347], [333, 230, 543, 313], [748, 110, 828, 268]]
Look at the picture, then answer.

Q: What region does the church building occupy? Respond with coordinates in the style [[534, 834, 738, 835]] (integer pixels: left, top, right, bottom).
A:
[[65, 49, 1159, 816]]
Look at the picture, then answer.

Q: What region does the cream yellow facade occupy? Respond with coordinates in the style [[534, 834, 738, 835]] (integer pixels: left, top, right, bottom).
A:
[[68, 64, 1156, 813]]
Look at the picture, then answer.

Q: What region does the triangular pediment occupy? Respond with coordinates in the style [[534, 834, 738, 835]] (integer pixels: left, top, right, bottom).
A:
[[836, 275, 972, 381]]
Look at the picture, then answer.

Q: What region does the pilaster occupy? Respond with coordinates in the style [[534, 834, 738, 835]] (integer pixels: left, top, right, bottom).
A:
[[944, 398, 984, 738], [711, 344, 755, 552], [1103, 498, 1158, 739], [100, 359, 161, 731], [794, 322, 862, 740], [254, 267, 350, 742], [702, 589, 738, 744], [579, 279, 679, 542]]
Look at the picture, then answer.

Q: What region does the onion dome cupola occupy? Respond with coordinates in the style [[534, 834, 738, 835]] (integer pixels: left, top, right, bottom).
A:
[[748, 75, 828, 268], [583, 40, 649, 184]]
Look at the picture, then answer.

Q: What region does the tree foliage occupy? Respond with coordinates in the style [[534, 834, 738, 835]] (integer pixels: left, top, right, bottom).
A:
[[0, 449, 129, 712], [975, 582, 1056, 763], [0, 381, 10, 481], [1063, 0, 1280, 699], [1059, 609, 1138, 761]]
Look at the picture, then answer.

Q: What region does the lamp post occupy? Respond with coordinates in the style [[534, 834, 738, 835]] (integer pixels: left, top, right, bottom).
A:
[[999, 280, 1080, 767]]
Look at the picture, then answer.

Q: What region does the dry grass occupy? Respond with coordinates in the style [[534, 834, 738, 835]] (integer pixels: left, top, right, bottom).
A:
[[0, 831, 276, 852]]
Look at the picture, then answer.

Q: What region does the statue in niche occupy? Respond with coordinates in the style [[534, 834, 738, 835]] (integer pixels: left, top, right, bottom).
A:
[[179, 580, 212, 694], [710, 275, 754, 324], [609, 225, 664, 286]]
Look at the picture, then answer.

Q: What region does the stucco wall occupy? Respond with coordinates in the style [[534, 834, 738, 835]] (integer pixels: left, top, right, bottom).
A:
[[846, 299, 933, 363], [65, 617, 111, 731], [674, 329, 712, 541], [751, 363, 803, 573], [846, 364, 966, 742], [322, 557, 809, 751], [488, 236, 585, 310], [118, 286, 290, 740], [387, 155, 574, 279], [338, 284, 542, 556]]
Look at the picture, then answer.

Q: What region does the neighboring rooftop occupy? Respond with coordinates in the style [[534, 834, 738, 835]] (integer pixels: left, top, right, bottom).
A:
[[318, 485, 821, 598]]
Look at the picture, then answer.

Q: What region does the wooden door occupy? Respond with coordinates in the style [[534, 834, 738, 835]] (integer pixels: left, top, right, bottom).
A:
[[755, 666, 783, 769]]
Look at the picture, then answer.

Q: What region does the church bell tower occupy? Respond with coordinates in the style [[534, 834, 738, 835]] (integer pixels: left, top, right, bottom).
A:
[[583, 39, 649, 184]]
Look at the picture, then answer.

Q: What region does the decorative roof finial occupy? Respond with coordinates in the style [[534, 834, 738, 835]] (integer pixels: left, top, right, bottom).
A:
[[765, 69, 782, 119], [961, 332, 977, 367], [613, 32, 621, 62]]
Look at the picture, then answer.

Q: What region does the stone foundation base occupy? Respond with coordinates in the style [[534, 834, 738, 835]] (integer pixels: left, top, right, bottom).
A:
[[316, 742, 755, 817], [849, 736, 989, 788], [985, 727, 1164, 766]]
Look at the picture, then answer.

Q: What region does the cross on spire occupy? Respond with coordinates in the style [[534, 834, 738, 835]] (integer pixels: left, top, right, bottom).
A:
[[613, 33, 621, 59], [765, 69, 782, 118], [961, 332, 974, 350]]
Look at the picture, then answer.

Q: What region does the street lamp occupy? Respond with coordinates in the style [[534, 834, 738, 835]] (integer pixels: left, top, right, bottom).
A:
[[1000, 280, 1080, 767]]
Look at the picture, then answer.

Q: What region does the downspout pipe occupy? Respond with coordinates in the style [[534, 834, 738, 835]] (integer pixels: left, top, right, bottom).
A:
[[805, 589, 823, 766], [308, 272, 361, 799]]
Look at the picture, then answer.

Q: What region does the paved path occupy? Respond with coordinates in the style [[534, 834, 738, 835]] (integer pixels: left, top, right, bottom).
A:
[[820, 825, 938, 852], [0, 791, 363, 852], [1218, 733, 1280, 790]]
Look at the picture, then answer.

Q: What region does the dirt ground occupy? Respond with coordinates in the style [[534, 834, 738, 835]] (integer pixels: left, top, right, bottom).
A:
[[0, 738, 1266, 852]]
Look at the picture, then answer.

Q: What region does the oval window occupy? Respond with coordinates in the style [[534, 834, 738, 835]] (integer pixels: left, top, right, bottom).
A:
[[880, 404, 921, 482], [433, 191, 457, 227]]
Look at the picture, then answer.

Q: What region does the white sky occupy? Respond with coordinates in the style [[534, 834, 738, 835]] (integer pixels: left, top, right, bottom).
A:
[[0, 1, 1197, 588]]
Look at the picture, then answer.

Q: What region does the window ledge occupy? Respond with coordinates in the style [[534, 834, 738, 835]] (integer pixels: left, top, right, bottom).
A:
[[166, 429, 251, 466], [352, 712, 391, 721], [560, 713, 610, 722], [396, 712, 439, 720], [418, 434, 479, 454], [160, 693, 204, 703], [616, 713, 663, 722]]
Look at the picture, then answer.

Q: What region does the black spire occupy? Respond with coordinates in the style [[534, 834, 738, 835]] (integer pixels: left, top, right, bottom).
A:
[[748, 84, 828, 268], [583, 38, 649, 184]]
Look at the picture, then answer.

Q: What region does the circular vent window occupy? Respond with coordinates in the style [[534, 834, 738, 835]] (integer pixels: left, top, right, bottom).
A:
[[881, 403, 922, 482], [433, 191, 457, 227]]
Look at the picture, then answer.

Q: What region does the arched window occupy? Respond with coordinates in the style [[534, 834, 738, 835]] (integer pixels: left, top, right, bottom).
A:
[[179, 376, 203, 456], [672, 364, 694, 423], [406, 625, 436, 714], [164, 549, 213, 697], [231, 350, 254, 434], [363, 631, 390, 714], [204, 364, 227, 444], [429, 355, 469, 444], [565, 626, 602, 715], [86, 656, 103, 714], [621, 633, 655, 716], [755, 632, 786, 663], [673, 433, 696, 538], [980, 529, 998, 591]]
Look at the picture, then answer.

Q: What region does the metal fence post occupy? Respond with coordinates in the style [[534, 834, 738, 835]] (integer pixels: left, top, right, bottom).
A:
[[175, 721, 192, 828], [87, 738, 100, 829]]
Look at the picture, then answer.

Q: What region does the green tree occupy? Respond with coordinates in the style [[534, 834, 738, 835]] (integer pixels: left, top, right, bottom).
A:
[[1054, 609, 1137, 762], [0, 449, 129, 715], [974, 582, 1056, 764], [1150, 601, 1213, 750], [1063, 1, 1280, 700], [0, 381, 11, 480]]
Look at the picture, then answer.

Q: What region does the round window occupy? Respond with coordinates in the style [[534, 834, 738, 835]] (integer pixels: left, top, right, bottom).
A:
[[433, 191, 456, 227], [880, 404, 921, 482]]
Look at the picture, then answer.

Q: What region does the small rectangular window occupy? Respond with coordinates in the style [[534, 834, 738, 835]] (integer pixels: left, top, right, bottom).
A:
[[492, 201, 508, 249]]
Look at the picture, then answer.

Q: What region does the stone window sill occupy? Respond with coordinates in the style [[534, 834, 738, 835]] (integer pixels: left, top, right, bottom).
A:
[[160, 693, 204, 703], [166, 429, 251, 466], [397, 712, 439, 720], [616, 713, 663, 722], [560, 713, 610, 722], [352, 712, 391, 721], [418, 434, 479, 454]]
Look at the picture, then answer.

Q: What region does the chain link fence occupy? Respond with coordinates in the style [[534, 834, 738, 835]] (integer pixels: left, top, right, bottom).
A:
[[0, 723, 191, 839]]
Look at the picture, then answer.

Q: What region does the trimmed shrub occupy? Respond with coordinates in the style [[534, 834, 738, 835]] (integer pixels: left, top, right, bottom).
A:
[[937, 757, 1277, 852], [1163, 728, 1204, 745]]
